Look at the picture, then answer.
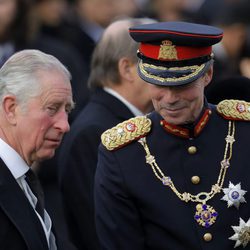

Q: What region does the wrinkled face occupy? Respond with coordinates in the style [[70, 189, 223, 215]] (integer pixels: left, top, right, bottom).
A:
[[148, 70, 212, 125], [13, 70, 73, 165]]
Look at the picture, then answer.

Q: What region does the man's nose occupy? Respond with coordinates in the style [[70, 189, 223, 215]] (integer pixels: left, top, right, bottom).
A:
[[54, 111, 70, 133], [158, 87, 179, 104]]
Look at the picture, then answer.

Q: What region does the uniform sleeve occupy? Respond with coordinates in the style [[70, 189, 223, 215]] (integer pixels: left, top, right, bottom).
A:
[[94, 144, 145, 250]]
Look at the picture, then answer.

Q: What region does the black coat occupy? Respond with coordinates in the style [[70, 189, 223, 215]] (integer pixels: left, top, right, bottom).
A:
[[58, 88, 135, 250], [0, 159, 76, 250], [95, 104, 250, 250]]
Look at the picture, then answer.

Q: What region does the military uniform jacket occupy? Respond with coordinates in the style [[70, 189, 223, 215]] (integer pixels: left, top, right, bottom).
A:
[[95, 101, 250, 250]]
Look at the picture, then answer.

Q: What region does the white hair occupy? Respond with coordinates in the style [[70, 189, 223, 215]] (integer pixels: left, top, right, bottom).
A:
[[0, 49, 71, 108]]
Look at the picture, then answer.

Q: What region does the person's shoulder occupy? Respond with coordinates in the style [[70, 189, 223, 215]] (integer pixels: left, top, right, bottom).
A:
[[216, 99, 250, 121], [101, 116, 152, 151]]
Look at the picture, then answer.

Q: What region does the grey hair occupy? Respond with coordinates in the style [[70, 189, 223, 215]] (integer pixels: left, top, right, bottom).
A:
[[88, 17, 156, 89], [0, 49, 71, 108]]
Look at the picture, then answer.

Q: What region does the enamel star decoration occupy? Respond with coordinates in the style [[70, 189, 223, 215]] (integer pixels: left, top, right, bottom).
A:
[[221, 182, 247, 209], [229, 218, 250, 248]]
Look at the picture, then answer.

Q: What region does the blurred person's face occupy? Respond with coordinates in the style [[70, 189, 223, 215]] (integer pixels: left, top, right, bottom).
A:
[[153, 0, 186, 21], [114, 0, 139, 18], [35, 0, 67, 26], [222, 23, 246, 58], [148, 68, 213, 125], [8, 70, 73, 165], [0, 0, 17, 37], [78, 0, 118, 27]]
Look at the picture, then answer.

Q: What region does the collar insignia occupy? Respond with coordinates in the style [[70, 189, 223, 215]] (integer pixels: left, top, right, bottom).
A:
[[221, 182, 247, 209], [160, 108, 211, 138], [229, 218, 250, 248]]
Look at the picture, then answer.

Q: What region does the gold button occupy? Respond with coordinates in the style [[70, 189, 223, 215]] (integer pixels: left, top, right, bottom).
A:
[[191, 176, 200, 184], [188, 146, 197, 154], [203, 233, 212, 242]]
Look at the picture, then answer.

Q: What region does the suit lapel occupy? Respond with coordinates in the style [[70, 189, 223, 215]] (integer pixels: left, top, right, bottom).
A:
[[0, 159, 49, 250]]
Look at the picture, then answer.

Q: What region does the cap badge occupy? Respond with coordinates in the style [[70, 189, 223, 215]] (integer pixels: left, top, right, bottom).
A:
[[158, 40, 178, 60], [221, 182, 247, 209], [229, 217, 250, 248]]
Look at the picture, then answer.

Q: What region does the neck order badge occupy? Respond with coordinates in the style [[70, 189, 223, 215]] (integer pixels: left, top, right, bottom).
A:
[[138, 120, 235, 228]]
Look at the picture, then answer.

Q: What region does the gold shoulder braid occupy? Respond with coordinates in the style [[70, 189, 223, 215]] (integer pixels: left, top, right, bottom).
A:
[[138, 120, 236, 228], [217, 99, 250, 121], [101, 116, 151, 151]]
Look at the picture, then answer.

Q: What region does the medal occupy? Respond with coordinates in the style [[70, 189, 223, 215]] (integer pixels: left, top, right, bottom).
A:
[[139, 120, 236, 228], [229, 218, 250, 248], [221, 182, 247, 209], [194, 204, 218, 228]]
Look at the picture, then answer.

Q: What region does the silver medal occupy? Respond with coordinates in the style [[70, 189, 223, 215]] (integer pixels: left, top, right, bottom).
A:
[[221, 182, 247, 209], [229, 218, 250, 248]]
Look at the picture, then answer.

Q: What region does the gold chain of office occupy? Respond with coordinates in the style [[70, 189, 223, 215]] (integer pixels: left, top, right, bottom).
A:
[[138, 120, 235, 227]]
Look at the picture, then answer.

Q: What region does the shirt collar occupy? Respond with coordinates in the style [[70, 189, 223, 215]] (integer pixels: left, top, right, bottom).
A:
[[0, 138, 29, 179], [103, 87, 144, 116]]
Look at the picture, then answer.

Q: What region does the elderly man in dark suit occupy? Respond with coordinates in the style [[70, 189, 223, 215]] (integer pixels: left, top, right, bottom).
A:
[[0, 49, 76, 250], [58, 17, 155, 250]]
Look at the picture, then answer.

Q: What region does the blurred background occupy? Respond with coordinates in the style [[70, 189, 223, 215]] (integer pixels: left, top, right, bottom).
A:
[[1, 0, 250, 110], [1, 0, 249, 249]]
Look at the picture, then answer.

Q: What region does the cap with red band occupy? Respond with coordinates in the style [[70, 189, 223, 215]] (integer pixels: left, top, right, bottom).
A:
[[129, 21, 223, 86], [139, 42, 212, 61]]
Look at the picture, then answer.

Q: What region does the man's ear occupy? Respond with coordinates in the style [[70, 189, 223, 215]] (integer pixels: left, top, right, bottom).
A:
[[118, 57, 134, 82], [2, 95, 18, 125], [204, 65, 214, 87]]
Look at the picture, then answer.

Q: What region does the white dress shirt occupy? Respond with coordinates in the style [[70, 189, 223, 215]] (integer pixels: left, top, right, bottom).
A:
[[104, 87, 144, 117]]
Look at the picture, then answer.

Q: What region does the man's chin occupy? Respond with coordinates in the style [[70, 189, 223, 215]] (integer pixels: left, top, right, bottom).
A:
[[37, 150, 56, 161], [161, 112, 185, 125]]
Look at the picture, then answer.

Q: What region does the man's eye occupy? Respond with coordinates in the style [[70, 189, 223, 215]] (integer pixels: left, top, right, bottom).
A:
[[65, 107, 72, 114], [47, 107, 58, 115]]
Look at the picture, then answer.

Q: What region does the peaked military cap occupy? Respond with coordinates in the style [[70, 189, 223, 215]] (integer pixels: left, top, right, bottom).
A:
[[129, 21, 223, 86]]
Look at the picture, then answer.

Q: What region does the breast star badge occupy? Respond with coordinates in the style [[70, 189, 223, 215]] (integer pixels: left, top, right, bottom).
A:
[[229, 218, 250, 248], [221, 182, 247, 209]]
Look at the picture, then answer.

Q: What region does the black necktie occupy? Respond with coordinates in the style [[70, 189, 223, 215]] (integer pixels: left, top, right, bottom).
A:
[[25, 169, 45, 220]]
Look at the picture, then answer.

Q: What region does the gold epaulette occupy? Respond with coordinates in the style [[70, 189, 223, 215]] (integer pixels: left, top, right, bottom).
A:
[[217, 99, 250, 121], [101, 116, 152, 151]]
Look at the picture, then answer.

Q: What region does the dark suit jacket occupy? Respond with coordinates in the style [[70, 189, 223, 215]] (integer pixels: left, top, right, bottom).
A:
[[58, 88, 135, 250], [0, 158, 49, 250], [95, 104, 250, 250], [0, 158, 77, 250]]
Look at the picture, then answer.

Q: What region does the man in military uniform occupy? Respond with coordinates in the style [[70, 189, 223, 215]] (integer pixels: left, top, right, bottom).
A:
[[94, 21, 250, 249]]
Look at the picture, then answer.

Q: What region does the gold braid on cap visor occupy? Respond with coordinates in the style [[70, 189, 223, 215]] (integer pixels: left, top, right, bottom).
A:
[[138, 60, 206, 83]]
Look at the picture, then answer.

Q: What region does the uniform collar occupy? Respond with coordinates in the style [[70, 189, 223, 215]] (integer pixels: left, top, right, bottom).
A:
[[160, 102, 212, 139]]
